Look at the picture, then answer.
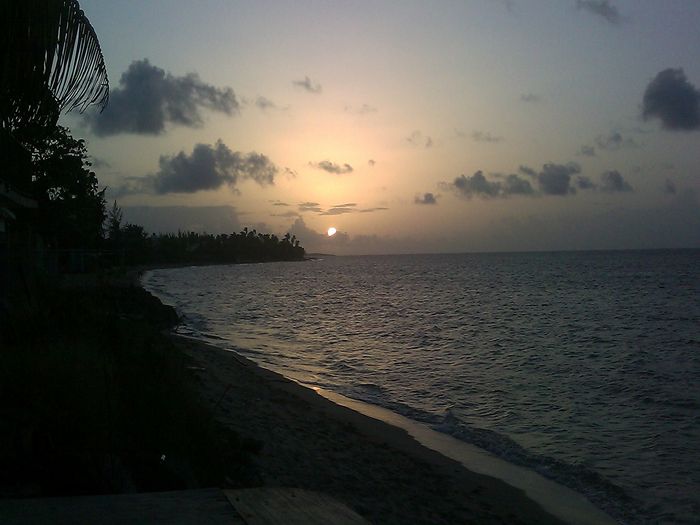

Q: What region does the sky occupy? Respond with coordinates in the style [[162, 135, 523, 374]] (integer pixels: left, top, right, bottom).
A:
[[65, 0, 700, 254]]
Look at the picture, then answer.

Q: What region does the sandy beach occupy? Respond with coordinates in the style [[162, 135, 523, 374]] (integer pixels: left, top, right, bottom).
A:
[[169, 333, 565, 524]]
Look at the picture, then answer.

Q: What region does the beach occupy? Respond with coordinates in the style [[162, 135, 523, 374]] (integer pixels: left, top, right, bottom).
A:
[[168, 333, 565, 524]]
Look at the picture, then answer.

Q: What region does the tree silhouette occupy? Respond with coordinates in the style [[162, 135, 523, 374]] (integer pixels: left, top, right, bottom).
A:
[[21, 125, 106, 249], [1, 0, 109, 134]]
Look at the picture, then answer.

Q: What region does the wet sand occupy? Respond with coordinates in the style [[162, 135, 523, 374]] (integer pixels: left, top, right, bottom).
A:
[[170, 334, 565, 524]]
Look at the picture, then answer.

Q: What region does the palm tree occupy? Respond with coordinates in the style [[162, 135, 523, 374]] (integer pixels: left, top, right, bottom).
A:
[[1, 0, 109, 261], [1, 0, 109, 133]]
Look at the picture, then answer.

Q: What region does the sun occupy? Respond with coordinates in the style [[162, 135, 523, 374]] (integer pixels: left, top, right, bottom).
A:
[[327, 227, 337, 237]]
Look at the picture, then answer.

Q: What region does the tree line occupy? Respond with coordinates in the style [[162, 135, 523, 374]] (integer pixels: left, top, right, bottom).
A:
[[12, 124, 304, 268], [106, 202, 305, 265]]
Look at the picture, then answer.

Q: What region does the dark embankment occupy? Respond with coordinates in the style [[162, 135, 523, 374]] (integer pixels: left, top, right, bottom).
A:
[[0, 277, 260, 498]]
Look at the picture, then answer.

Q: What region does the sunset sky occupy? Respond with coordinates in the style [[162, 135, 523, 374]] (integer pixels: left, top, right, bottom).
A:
[[65, 0, 700, 254]]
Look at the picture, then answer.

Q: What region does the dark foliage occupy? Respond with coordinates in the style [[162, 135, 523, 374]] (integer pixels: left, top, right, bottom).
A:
[[106, 213, 305, 266], [0, 283, 260, 497], [17, 125, 107, 249]]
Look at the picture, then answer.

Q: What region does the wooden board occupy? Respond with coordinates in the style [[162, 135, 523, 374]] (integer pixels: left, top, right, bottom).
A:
[[224, 488, 370, 525]]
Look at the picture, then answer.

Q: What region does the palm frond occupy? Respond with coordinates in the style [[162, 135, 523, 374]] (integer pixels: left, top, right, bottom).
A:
[[1, 0, 109, 130]]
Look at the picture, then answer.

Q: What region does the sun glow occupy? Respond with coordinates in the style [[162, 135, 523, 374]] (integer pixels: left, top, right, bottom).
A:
[[327, 227, 337, 237]]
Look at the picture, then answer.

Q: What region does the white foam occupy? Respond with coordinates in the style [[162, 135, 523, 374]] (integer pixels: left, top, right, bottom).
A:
[[317, 388, 617, 525]]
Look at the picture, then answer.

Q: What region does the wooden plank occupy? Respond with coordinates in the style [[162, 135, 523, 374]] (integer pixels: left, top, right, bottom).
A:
[[0, 488, 245, 525], [224, 488, 370, 525]]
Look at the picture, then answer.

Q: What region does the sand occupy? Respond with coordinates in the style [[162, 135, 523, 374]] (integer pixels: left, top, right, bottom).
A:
[[169, 334, 565, 524]]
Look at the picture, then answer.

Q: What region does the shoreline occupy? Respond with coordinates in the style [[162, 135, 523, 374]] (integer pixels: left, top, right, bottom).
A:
[[139, 266, 616, 524], [168, 333, 565, 524]]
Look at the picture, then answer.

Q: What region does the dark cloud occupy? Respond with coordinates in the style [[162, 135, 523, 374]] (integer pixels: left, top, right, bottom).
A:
[[453, 171, 500, 198], [519, 165, 537, 178], [298, 202, 322, 213], [85, 59, 238, 136], [520, 93, 541, 103], [596, 131, 637, 151], [580, 131, 637, 157], [575, 1, 622, 25], [472, 131, 504, 143], [255, 96, 284, 111], [502, 174, 535, 195], [642, 68, 700, 131], [310, 160, 354, 174], [292, 76, 322, 94], [359, 207, 389, 213], [320, 207, 356, 216], [537, 162, 581, 195], [296, 201, 386, 216], [271, 200, 290, 206], [345, 104, 377, 115], [283, 167, 298, 178], [600, 170, 633, 192], [406, 130, 433, 148], [415, 193, 438, 205], [444, 170, 535, 199], [117, 140, 275, 195], [665, 179, 677, 195], [578, 145, 596, 157], [576, 176, 596, 190]]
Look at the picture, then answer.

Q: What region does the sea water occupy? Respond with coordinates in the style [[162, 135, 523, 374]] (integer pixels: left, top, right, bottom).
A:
[[142, 250, 700, 524]]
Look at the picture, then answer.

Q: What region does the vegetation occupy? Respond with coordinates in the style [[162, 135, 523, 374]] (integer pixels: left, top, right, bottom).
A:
[[0, 281, 261, 496], [106, 210, 306, 266], [1, 0, 109, 133], [19, 125, 106, 250]]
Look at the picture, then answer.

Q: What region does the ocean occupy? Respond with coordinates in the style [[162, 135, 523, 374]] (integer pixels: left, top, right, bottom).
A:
[[142, 250, 700, 524]]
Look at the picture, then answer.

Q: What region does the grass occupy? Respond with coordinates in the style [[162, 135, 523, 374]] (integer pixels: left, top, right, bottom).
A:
[[0, 278, 260, 497]]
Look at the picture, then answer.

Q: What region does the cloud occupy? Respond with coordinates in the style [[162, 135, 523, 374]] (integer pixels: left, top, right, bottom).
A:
[[472, 131, 504, 143], [292, 76, 322, 94], [271, 200, 290, 207], [296, 201, 386, 216], [255, 96, 284, 111], [415, 193, 438, 205], [578, 145, 596, 157], [518, 165, 537, 178], [310, 160, 354, 174], [520, 93, 541, 103], [600, 170, 633, 192], [345, 104, 377, 115], [406, 130, 434, 148], [501, 174, 536, 195], [579, 131, 637, 156], [116, 140, 276, 195], [642, 68, 700, 131], [368, 159, 376, 167], [283, 167, 298, 178], [575, 1, 622, 25], [536, 162, 581, 195], [298, 202, 322, 213], [576, 176, 596, 190], [320, 207, 356, 216], [85, 59, 239, 136], [446, 171, 533, 199]]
